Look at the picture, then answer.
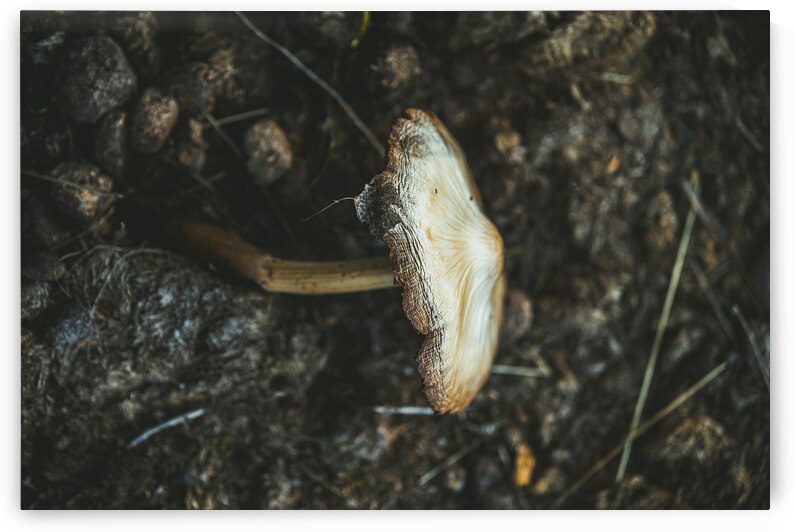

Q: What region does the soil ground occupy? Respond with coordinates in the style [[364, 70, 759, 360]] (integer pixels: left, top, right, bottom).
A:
[[20, 11, 769, 509]]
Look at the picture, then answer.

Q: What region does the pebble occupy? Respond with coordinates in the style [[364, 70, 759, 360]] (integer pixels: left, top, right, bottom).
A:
[[131, 87, 179, 154], [164, 62, 220, 116], [173, 118, 207, 174], [58, 36, 137, 123], [49, 161, 115, 224], [244, 120, 293, 188]]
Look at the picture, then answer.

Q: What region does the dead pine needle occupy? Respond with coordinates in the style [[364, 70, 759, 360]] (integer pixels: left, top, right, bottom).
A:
[[615, 202, 697, 483], [556, 361, 728, 507], [235, 11, 384, 157]]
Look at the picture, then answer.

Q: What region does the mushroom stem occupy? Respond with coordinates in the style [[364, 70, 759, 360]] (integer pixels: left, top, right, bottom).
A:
[[165, 219, 395, 294]]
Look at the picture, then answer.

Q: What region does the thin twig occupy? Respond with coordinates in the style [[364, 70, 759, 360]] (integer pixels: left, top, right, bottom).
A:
[[202, 113, 298, 248], [615, 203, 697, 482], [127, 408, 205, 449], [731, 304, 769, 391], [205, 113, 245, 160], [418, 441, 481, 486], [373, 405, 436, 415], [235, 11, 384, 157], [202, 107, 270, 129], [556, 361, 729, 507]]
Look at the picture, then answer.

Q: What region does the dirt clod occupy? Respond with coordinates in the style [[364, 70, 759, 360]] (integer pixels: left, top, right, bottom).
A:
[[244, 119, 293, 188], [57, 35, 137, 124], [131, 87, 179, 154], [49, 161, 115, 224]]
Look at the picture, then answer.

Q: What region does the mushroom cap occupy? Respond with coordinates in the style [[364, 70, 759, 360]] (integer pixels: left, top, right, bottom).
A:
[[355, 109, 506, 414]]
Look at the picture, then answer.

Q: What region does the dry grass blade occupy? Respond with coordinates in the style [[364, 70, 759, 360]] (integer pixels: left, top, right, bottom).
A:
[[615, 203, 697, 482], [235, 11, 384, 157], [205, 113, 245, 160], [418, 441, 481, 486], [491, 364, 550, 378], [688, 256, 737, 342], [202, 107, 270, 129], [556, 361, 729, 507]]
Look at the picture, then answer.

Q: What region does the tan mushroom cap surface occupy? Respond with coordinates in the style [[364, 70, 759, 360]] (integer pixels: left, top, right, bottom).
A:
[[355, 109, 506, 414]]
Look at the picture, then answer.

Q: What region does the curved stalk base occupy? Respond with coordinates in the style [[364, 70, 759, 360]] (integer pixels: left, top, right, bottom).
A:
[[165, 220, 395, 294]]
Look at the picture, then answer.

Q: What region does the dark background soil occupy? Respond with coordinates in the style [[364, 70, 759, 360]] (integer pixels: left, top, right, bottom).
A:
[[20, 11, 769, 509]]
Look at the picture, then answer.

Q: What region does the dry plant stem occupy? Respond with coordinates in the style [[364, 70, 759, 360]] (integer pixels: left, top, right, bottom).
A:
[[235, 11, 385, 157], [556, 361, 729, 507], [168, 220, 395, 295], [615, 204, 697, 482]]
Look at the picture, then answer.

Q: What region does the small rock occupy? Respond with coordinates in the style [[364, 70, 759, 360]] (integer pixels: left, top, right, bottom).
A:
[[207, 43, 272, 114], [131, 87, 179, 154], [244, 120, 293, 188], [652, 415, 733, 466], [595, 474, 671, 509], [111, 12, 161, 78], [174, 118, 207, 173], [645, 190, 679, 254], [57, 36, 137, 124], [49, 162, 114, 224], [164, 62, 220, 116], [444, 465, 467, 493], [94, 111, 128, 178], [532, 467, 567, 495], [513, 441, 535, 487], [502, 289, 533, 344], [371, 44, 422, 93]]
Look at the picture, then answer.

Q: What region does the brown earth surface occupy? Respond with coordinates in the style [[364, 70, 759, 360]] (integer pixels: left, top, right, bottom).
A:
[[20, 11, 769, 509]]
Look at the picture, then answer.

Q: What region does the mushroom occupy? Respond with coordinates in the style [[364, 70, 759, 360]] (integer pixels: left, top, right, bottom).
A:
[[164, 109, 506, 414]]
